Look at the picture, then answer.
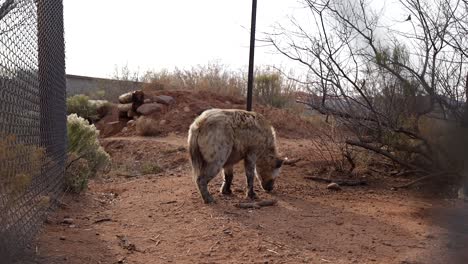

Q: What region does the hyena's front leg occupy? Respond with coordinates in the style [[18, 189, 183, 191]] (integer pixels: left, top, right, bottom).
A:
[[220, 166, 234, 195], [244, 155, 258, 200]]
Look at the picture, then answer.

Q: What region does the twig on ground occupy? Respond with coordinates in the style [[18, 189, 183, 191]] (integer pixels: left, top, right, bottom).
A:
[[393, 172, 451, 189], [283, 158, 302, 166], [235, 199, 277, 209], [93, 218, 112, 224], [304, 176, 367, 186], [263, 239, 286, 249], [267, 249, 279, 255], [160, 200, 177, 205], [209, 240, 221, 252]]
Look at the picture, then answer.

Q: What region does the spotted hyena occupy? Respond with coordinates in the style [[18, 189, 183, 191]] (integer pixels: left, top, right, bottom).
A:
[[188, 108, 284, 204]]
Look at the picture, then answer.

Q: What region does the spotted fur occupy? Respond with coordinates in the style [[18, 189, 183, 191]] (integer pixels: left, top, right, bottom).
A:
[[188, 108, 284, 203]]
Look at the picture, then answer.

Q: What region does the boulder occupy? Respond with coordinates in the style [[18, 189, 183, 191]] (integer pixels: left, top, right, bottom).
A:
[[154, 95, 175, 105], [118, 92, 133, 104], [137, 103, 164, 115], [127, 109, 137, 118], [117, 103, 132, 113]]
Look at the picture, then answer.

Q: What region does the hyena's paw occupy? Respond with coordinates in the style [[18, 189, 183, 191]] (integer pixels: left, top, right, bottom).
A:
[[246, 191, 259, 200], [220, 185, 233, 195], [202, 194, 216, 204]]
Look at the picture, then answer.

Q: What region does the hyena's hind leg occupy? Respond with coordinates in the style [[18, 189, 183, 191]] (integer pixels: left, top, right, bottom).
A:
[[220, 166, 234, 195], [195, 162, 223, 204]]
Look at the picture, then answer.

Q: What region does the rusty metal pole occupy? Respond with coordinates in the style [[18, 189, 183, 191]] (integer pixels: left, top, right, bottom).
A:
[[246, 0, 257, 111]]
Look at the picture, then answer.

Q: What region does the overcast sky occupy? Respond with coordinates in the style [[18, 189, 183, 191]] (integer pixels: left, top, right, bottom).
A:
[[63, 0, 311, 79], [63, 0, 410, 79]]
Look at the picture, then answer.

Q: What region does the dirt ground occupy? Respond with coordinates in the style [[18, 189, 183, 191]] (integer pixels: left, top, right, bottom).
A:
[[24, 134, 468, 264]]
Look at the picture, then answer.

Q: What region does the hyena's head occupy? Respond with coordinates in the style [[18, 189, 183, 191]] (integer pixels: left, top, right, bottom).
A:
[[256, 154, 284, 192]]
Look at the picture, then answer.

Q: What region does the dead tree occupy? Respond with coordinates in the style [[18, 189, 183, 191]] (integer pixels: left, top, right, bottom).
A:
[[265, 0, 468, 187]]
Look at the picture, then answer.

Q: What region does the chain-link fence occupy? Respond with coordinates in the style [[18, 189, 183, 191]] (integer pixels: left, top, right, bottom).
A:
[[0, 0, 66, 260]]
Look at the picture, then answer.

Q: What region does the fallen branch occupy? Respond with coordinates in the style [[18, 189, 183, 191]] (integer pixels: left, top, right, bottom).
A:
[[283, 158, 302, 166], [304, 176, 367, 186], [93, 218, 112, 224], [235, 199, 277, 209], [393, 172, 451, 189], [160, 200, 177, 205], [346, 140, 421, 171]]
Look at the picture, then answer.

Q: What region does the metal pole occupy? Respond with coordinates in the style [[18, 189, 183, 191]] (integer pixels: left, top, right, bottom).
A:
[[246, 0, 257, 111]]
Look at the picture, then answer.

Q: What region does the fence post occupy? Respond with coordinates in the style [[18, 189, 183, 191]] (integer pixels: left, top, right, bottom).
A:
[[246, 0, 257, 111], [38, 0, 67, 159]]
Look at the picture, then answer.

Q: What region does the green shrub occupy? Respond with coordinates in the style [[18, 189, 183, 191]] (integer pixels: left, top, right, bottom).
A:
[[67, 94, 99, 122], [66, 114, 110, 193]]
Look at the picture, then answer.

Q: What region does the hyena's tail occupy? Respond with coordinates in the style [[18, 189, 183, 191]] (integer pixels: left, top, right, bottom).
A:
[[188, 126, 204, 178]]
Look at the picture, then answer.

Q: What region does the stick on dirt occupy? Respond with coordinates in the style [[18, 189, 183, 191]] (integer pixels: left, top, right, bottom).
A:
[[304, 176, 367, 186], [235, 199, 277, 209], [283, 158, 302, 166], [93, 218, 112, 224]]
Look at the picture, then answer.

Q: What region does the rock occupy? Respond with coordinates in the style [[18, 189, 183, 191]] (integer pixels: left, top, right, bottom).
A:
[[121, 127, 128, 133], [327, 183, 341, 191], [183, 106, 190, 112], [117, 103, 132, 113], [127, 109, 137, 118], [62, 218, 74, 225], [59, 236, 66, 240], [119, 92, 134, 104], [127, 120, 135, 126], [137, 103, 164, 115], [155, 95, 175, 105], [159, 120, 167, 125], [144, 98, 152, 104]]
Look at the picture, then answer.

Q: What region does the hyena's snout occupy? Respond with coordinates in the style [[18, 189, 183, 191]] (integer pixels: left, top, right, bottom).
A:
[[262, 180, 275, 192]]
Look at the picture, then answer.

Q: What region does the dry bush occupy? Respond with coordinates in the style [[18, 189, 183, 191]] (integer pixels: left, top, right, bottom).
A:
[[136, 116, 160, 136], [254, 68, 298, 109], [66, 114, 110, 193], [141, 162, 163, 175], [266, 0, 468, 191], [142, 64, 301, 110], [143, 63, 245, 97], [67, 94, 98, 121], [0, 134, 45, 202]]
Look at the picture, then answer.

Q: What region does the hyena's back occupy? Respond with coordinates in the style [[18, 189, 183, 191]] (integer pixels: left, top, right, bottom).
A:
[[188, 109, 272, 168]]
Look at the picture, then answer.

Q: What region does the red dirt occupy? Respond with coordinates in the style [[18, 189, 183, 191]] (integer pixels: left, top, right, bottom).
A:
[[96, 90, 319, 139], [24, 90, 468, 263], [29, 135, 468, 264]]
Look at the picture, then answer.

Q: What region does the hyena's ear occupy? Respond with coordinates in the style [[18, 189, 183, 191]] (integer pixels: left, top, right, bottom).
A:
[[275, 158, 284, 168]]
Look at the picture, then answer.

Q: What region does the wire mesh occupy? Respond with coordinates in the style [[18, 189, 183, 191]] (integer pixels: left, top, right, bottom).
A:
[[0, 0, 66, 260]]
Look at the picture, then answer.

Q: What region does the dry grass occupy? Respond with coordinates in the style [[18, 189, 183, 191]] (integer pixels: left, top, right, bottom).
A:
[[142, 63, 245, 97], [136, 116, 160, 136], [141, 64, 301, 110]]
